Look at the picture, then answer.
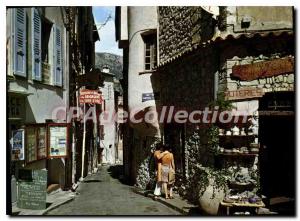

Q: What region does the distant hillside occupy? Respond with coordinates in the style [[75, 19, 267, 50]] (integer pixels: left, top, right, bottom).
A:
[[95, 52, 123, 79]]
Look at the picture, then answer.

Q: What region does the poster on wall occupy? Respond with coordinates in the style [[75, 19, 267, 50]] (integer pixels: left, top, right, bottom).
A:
[[48, 125, 68, 158], [37, 127, 47, 159], [11, 129, 25, 161], [26, 127, 37, 163]]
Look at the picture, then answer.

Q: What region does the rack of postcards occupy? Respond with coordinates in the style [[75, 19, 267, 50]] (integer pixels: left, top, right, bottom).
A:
[[216, 114, 264, 214]]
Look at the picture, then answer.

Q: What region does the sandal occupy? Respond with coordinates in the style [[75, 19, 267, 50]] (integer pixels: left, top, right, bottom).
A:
[[169, 196, 174, 199], [165, 196, 170, 199]]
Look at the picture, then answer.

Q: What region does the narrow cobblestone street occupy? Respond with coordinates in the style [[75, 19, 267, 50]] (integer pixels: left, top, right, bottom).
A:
[[46, 166, 181, 215]]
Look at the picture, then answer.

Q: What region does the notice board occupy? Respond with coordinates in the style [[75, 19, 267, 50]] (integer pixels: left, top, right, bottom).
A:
[[17, 169, 47, 210]]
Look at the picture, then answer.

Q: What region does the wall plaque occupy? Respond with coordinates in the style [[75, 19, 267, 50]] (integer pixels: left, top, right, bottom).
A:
[[225, 87, 265, 101], [232, 57, 294, 81]]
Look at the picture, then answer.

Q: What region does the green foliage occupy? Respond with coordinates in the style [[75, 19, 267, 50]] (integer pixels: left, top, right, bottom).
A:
[[208, 91, 234, 111], [206, 125, 219, 155]]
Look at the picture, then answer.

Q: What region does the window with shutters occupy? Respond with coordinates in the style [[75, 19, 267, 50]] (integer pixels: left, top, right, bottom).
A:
[[41, 18, 53, 84], [31, 8, 42, 81], [53, 25, 63, 86], [142, 33, 157, 71], [13, 8, 26, 77]]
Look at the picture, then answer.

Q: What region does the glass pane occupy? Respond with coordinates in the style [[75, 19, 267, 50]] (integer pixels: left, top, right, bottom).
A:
[[16, 107, 20, 116], [145, 43, 150, 50], [145, 64, 151, 70], [145, 57, 150, 63], [145, 50, 150, 56], [10, 98, 15, 106]]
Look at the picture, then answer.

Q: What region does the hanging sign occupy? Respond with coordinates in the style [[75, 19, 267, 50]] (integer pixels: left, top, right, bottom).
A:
[[48, 124, 68, 158], [79, 89, 103, 104], [225, 87, 265, 101], [232, 57, 294, 81], [11, 129, 25, 161]]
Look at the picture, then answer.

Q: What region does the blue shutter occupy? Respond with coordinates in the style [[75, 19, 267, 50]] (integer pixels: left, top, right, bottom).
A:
[[31, 8, 41, 81], [14, 8, 26, 77], [54, 25, 62, 86]]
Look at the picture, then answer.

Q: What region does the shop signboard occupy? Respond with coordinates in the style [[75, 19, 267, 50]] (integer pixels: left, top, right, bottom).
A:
[[11, 129, 25, 161], [79, 89, 102, 104], [232, 57, 294, 81], [48, 124, 68, 158], [17, 169, 47, 210], [225, 87, 265, 101]]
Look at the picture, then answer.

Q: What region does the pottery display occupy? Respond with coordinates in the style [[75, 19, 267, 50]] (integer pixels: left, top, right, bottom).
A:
[[226, 130, 232, 136], [240, 128, 246, 136], [250, 148, 259, 153], [232, 126, 240, 135], [219, 129, 224, 135]]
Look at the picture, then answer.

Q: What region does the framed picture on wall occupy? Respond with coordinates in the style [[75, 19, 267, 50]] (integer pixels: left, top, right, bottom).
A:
[[47, 123, 69, 158], [11, 129, 25, 161]]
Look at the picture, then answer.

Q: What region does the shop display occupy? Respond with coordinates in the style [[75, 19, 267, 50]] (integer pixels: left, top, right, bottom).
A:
[[37, 127, 47, 159], [11, 129, 25, 161], [26, 127, 37, 162], [48, 125, 68, 158]]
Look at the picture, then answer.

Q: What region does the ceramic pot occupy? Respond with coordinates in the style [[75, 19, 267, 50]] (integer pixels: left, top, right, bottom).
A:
[[198, 178, 225, 215]]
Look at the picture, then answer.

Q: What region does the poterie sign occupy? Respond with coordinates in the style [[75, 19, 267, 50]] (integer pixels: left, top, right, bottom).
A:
[[79, 89, 103, 104], [225, 87, 265, 100], [232, 57, 294, 81]]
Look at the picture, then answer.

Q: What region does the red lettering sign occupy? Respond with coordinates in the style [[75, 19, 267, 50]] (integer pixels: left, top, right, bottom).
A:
[[79, 89, 103, 104]]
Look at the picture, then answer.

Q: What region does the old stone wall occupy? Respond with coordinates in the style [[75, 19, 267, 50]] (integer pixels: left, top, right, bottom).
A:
[[158, 7, 215, 64], [219, 36, 294, 93]]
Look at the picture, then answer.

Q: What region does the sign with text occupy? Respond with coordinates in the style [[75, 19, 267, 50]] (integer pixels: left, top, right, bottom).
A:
[[17, 169, 47, 210], [232, 57, 294, 81], [48, 125, 68, 158], [142, 92, 160, 102], [79, 89, 103, 104], [11, 129, 25, 161], [225, 87, 265, 101]]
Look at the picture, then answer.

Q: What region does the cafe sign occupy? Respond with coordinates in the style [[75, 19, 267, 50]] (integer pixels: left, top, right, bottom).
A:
[[79, 89, 103, 104], [232, 57, 294, 81], [225, 87, 265, 101]]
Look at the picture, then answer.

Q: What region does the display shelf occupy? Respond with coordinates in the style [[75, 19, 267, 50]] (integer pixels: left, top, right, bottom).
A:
[[218, 134, 256, 137], [217, 153, 258, 157]]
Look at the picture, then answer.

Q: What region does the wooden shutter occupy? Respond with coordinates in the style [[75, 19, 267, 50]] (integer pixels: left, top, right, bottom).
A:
[[53, 25, 62, 86], [13, 8, 26, 77], [31, 8, 41, 81]]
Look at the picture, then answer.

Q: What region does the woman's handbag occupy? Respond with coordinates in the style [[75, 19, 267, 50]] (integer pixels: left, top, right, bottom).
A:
[[168, 168, 175, 184]]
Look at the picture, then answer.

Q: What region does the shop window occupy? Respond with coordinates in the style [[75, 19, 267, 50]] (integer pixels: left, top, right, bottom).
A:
[[143, 33, 157, 71]]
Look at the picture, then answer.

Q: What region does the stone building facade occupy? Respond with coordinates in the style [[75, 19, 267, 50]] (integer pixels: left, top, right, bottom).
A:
[[156, 6, 295, 214]]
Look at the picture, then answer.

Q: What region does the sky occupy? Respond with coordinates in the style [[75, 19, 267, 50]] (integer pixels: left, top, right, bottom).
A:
[[92, 6, 123, 56]]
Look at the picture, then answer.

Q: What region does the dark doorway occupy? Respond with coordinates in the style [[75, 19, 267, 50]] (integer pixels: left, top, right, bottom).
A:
[[164, 123, 185, 176], [258, 92, 295, 214]]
